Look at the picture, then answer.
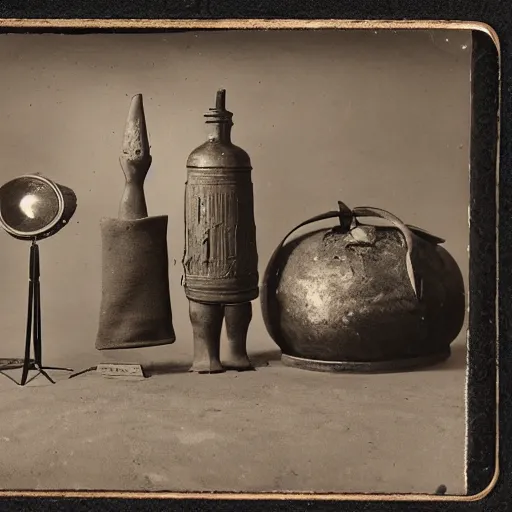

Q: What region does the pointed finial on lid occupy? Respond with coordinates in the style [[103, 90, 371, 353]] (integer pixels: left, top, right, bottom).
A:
[[216, 89, 226, 110]]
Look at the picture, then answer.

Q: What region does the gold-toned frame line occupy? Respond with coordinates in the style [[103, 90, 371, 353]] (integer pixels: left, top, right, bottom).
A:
[[0, 17, 500, 504]]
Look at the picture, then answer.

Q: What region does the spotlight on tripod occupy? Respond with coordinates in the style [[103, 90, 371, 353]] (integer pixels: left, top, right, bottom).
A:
[[0, 174, 77, 386]]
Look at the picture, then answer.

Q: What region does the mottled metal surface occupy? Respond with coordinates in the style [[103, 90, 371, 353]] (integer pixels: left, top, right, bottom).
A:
[[261, 203, 466, 371], [186, 89, 252, 170], [183, 89, 259, 305], [183, 176, 257, 303], [183, 89, 258, 373]]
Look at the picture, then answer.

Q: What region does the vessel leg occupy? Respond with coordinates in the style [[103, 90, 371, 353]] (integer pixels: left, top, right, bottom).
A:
[[188, 300, 225, 374], [223, 302, 255, 371]]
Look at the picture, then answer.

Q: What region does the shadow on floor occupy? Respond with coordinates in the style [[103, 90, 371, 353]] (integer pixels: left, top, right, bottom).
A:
[[415, 342, 467, 372], [250, 349, 282, 366], [144, 362, 191, 376], [143, 344, 466, 377], [144, 349, 283, 376]]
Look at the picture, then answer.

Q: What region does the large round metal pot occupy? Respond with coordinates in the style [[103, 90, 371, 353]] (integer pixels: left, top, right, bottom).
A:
[[260, 201, 466, 373]]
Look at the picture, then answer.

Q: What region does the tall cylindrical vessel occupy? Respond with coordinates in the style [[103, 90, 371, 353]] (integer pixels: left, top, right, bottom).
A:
[[183, 89, 259, 304], [183, 89, 258, 374]]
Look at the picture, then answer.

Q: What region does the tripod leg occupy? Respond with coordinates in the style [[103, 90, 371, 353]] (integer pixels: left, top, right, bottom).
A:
[[33, 243, 42, 366], [37, 367, 56, 384], [34, 283, 42, 366], [9, 242, 73, 386], [20, 245, 36, 386]]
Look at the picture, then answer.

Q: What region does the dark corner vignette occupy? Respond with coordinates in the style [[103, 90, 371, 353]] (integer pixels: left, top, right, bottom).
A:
[[465, 28, 499, 497], [0, 20, 504, 512]]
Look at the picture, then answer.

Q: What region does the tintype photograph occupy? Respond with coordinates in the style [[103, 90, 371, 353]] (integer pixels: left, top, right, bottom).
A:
[[0, 26, 494, 497]]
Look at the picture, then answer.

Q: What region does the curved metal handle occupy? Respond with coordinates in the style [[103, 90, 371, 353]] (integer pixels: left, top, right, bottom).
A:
[[265, 201, 420, 299], [352, 206, 417, 298]]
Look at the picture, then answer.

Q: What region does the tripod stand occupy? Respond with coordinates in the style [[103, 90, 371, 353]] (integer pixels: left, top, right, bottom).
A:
[[0, 240, 73, 386]]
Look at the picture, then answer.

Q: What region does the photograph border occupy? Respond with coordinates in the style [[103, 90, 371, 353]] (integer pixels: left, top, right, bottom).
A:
[[0, 12, 506, 512]]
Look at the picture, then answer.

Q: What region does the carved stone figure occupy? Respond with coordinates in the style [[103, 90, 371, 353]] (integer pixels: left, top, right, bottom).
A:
[[95, 94, 176, 350]]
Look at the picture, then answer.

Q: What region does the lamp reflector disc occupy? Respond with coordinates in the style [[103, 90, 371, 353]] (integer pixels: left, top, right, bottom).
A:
[[0, 176, 61, 236]]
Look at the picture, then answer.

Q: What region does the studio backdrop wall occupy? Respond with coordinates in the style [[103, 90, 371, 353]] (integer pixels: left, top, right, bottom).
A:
[[0, 29, 471, 366]]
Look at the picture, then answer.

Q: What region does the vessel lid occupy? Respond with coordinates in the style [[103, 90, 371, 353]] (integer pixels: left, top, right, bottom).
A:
[[204, 89, 234, 126], [186, 88, 252, 168]]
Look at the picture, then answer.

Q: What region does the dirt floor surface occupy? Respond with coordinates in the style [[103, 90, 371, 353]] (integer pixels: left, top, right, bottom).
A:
[[0, 339, 466, 495]]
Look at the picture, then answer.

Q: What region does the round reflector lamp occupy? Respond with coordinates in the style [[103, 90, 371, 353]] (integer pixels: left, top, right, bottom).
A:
[[0, 174, 77, 241], [0, 174, 77, 386]]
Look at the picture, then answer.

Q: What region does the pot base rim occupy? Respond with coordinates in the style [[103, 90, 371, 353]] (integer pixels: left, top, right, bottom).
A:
[[281, 349, 451, 373]]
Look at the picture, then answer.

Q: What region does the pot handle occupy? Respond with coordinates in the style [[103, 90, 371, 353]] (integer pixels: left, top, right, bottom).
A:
[[351, 206, 418, 298], [266, 201, 420, 299]]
